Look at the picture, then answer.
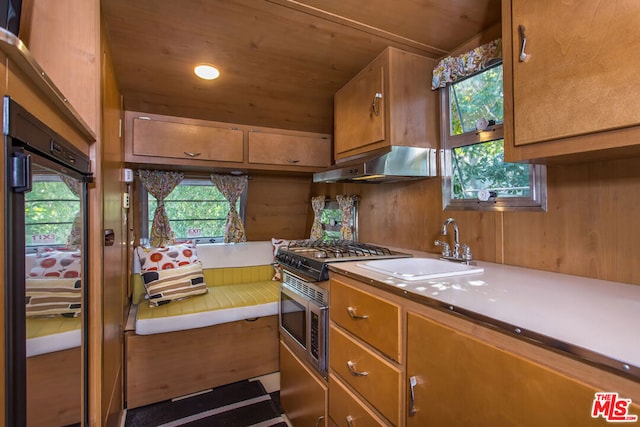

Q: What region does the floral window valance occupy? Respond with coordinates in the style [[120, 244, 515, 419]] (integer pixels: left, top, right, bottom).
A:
[[431, 39, 502, 90]]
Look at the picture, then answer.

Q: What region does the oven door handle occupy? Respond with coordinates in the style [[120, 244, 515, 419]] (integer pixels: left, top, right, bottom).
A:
[[347, 306, 369, 320]]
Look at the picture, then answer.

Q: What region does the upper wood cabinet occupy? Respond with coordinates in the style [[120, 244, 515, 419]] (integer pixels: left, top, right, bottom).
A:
[[132, 116, 244, 162], [124, 111, 332, 172], [334, 47, 438, 162], [248, 130, 331, 168], [503, 0, 640, 162]]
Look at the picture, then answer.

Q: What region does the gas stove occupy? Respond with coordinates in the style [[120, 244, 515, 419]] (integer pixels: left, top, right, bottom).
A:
[[276, 240, 411, 282]]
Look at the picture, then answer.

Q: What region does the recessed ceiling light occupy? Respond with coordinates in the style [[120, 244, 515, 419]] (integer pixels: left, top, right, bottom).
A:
[[194, 64, 220, 80]]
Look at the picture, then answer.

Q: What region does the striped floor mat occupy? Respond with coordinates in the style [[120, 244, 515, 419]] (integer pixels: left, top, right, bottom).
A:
[[125, 380, 286, 427]]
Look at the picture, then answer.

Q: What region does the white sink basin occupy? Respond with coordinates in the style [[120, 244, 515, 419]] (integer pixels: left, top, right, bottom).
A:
[[357, 257, 484, 281]]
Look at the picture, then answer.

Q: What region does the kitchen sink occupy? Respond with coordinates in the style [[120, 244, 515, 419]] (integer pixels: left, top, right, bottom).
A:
[[357, 257, 484, 281]]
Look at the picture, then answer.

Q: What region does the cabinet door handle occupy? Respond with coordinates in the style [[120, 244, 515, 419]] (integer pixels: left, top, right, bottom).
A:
[[347, 360, 369, 377], [286, 158, 300, 164], [314, 415, 325, 427], [346, 415, 355, 427], [409, 375, 418, 417], [347, 306, 368, 320], [183, 151, 202, 158], [371, 92, 382, 116], [518, 25, 528, 62]]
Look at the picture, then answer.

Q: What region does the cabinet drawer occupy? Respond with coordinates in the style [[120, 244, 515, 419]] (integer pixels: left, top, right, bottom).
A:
[[132, 117, 243, 162], [248, 130, 331, 167], [330, 278, 400, 361], [330, 325, 401, 425], [329, 374, 389, 427]]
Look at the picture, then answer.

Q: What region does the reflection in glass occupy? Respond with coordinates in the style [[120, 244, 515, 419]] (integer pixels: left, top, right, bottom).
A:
[[25, 168, 83, 426]]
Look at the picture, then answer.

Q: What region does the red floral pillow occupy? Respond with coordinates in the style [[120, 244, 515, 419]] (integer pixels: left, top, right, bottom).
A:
[[136, 242, 198, 272], [29, 248, 82, 278]]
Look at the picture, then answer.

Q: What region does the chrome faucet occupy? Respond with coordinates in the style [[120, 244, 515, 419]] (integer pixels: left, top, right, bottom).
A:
[[434, 217, 473, 264]]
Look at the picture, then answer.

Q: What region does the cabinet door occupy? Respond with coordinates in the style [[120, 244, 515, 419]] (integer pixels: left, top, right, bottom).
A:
[[406, 312, 617, 426], [248, 131, 331, 168], [280, 341, 327, 427], [334, 54, 385, 158], [132, 117, 244, 162], [509, 0, 640, 146]]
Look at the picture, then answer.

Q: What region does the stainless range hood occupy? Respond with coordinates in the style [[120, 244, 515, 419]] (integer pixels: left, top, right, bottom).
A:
[[313, 146, 437, 183]]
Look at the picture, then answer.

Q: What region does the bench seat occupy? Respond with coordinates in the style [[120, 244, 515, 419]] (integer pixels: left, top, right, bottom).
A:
[[135, 279, 279, 335]]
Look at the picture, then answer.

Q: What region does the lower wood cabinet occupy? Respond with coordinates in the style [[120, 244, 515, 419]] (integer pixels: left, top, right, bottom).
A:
[[406, 311, 622, 427], [329, 374, 389, 427], [280, 340, 327, 427]]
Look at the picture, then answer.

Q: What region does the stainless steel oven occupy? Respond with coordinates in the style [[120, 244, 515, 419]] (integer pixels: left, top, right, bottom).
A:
[[279, 271, 328, 378], [277, 240, 411, 379]]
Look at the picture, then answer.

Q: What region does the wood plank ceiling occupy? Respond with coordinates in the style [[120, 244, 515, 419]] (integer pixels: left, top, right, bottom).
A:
[[102, 0, 500, 134]]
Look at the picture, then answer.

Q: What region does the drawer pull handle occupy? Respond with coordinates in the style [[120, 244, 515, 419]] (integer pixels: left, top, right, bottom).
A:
[[346, 415, 355, 427], [409, 375, 418, 416], [347, 360, 368, 377], [315, 415, 325, 427], [286, 158, 300, 164], [184, 151, 202, 157], [347, 306, 368, 320], [371, 92, 383, 116]]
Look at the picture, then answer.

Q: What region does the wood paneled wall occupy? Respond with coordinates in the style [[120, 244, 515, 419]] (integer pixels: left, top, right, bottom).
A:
[[312, 155, 640, 286], [245, 175, 313, 241]]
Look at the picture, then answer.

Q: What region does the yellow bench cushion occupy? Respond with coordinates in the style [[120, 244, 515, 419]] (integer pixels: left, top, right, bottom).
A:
[[26, 316, 81, 357], [134, 280, 279, 335], [132, 264, 275, 304]]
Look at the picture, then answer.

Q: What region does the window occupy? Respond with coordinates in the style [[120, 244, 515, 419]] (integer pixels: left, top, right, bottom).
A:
[[141, 178, 247, 244], [319, 199, 359, 241], [25, 174, 81, 249], [441, 63, 546, 211]]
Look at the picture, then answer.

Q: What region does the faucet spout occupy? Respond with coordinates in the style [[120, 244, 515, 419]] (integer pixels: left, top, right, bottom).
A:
[[436, 218, 473, 264], [441, 218, 460, 246]]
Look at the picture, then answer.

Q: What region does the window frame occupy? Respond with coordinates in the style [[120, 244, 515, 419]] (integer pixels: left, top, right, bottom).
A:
[[138, 177, 248, 245], [440, 64, 547, 212]]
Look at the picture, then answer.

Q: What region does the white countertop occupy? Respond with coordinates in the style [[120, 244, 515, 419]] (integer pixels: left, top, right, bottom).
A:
[[329, 251, 640, 378]]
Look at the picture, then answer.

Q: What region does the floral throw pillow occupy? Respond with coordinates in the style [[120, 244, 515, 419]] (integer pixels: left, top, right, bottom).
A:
[[271, 238, 289, 281], [136, 242, 198, 272], [26, 277, 82, 317], [29, 248, 82, 279], [141, 262, 208, 307]]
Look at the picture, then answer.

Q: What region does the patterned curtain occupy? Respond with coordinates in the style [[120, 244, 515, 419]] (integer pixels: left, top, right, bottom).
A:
[[431, 39, 502, 90], [60, 175, 82, 249], [337, 195, 356, 241], [310, 196, 326, 241], [139, 170, 184, 247], [211, 174, 247, 243]]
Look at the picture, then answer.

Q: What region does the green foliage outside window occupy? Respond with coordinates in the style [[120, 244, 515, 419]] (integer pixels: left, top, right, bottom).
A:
[[148, 183, 237, 240], [452, 140, 530, 198], [450, 65, 504, 136], [25, 179, 80, 246], [446, 63, 531, 201]]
